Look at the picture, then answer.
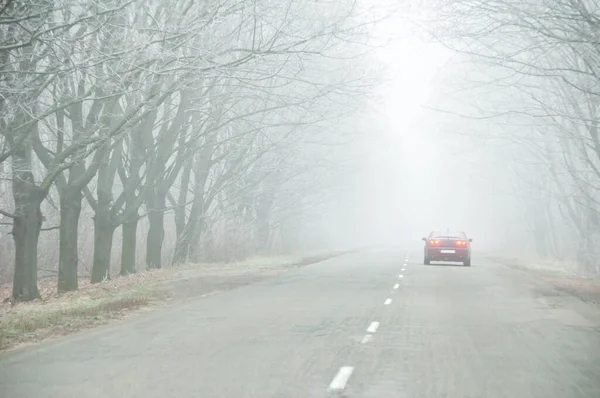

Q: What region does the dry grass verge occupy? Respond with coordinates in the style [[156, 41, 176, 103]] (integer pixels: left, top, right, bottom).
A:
[[487, 256, 574, 278], [489, 255, 600, 305], [543, 277, 600, 305], [0, 250, 350, 351], [0, 287, 154, 351]]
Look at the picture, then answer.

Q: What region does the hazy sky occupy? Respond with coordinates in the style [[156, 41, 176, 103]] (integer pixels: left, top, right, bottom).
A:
[[353, 38, 457, 244], [348, 34, 524, 250]]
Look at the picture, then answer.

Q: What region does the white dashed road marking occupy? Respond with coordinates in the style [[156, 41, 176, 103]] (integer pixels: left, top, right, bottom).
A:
[[328, 366, 354, 392], [333, 253, 413, 391], [367, 321, 380, 333]]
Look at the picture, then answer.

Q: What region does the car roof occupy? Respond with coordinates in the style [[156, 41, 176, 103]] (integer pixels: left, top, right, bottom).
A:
[[430, 230, 467, 238]]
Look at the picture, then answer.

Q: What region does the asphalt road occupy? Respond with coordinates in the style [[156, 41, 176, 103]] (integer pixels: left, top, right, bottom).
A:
[[2, 248, 600, 398]]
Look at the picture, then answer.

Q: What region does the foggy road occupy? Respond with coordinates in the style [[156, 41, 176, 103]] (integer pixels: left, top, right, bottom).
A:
[[1, 250, 600, 398]]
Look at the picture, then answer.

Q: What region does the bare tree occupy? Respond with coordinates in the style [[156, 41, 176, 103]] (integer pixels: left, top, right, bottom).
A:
[[421, 0, 600, 271], [0, 0, 388, 298]]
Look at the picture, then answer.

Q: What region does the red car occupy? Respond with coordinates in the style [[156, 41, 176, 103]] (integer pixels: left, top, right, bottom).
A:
[[422, 230, 472, 266]]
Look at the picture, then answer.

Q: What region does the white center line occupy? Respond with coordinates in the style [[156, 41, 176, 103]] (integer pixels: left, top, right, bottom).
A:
[[384, 298, 392, 305], [393, 283, 400, 289], [328, 366, 354, 392], [361, 334, 373, 344], [367, 321, 380, 333], [401, 268, 406, 271], [398, 274, 404, 279]]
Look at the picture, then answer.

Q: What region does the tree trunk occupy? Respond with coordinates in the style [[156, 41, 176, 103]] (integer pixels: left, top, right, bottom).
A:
[[174, 150, 212, 264], [146, 190, 166, 269], [255, 192, 274, 253], [187, 218, 205, 263], [173, 215, 207, 264], [173, 162, 193, 265], [12, 196, 43, 301], [576, 234, 597, 276], [174, 210, 204, 264], [58, 189, 82, 292], [532, 206, 548, 259], [545, 201, 561, 259], [120, 219, 137, 275], [91, 141, 120, 283], [174, 161, 191, 243], [10, 131, 43, 301], [91, 212, 115, 283], [173, 228, 192, 265]]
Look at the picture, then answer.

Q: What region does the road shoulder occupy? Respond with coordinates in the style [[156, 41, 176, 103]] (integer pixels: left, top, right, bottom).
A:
[[486, 255, 600, 325], [0, 251, 350, 352]]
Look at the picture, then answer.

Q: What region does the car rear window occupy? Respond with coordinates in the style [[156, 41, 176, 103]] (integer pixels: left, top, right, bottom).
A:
[[431, 231, 467, 239]]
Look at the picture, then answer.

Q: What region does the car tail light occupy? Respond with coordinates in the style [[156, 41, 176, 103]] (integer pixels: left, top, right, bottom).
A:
[[428, 240, 440, 246], [455, 240, 467, 246]]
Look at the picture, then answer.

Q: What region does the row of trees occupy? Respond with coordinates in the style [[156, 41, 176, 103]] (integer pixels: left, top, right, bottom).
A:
[[0, 0, 383, 300], [426, 0, 600, 274]]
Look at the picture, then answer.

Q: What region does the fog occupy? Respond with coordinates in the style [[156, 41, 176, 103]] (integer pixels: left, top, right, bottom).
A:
[[1, 0, 598, 302], [4, 2, 600, 395], [304, 39, 531, 257]]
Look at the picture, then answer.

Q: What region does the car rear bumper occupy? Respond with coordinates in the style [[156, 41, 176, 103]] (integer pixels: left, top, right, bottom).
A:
[[426, 248, 469, 261]]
